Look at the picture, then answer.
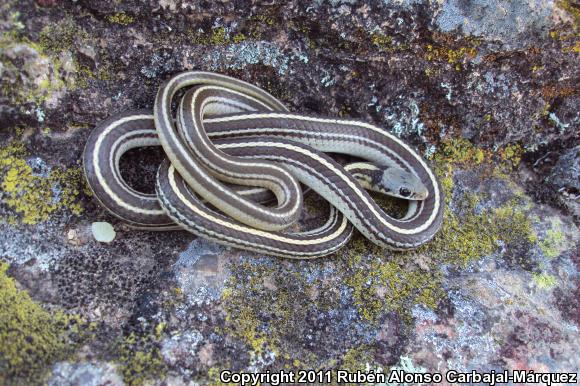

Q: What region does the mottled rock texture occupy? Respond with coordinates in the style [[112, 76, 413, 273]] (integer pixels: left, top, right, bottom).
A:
[[0, 0, 578, 385]]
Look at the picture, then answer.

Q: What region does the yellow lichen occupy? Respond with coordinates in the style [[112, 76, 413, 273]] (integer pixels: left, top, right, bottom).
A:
[[208, 367, 237, 386], [0, 262, 82, 384], [340, 345, 374, 373], [189, 26, 245, 46], [539, 222, 567, 258], [344, 234, 444, 323], [498, 143, 523, 168], [221, 269, 278, 357], [118, 332, 166, 386], [425, 44, 477, 70], [433, 138, 489, 166], [107, 13, 135, 26], [0, 141, 85, 225], [532, 273, 557, 289], [370, 33, 392, 51], [232, 33, 247, 43], [38, 18, 84, 54], [556, 0, 580, 28], [432, 139, 526, 173]]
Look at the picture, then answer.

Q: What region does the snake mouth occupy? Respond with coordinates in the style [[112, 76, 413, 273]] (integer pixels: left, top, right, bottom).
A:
[[412, 190, 429, 200]]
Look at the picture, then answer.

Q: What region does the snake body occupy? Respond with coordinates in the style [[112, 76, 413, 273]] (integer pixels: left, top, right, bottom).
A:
[[83, 71, 443, 258]]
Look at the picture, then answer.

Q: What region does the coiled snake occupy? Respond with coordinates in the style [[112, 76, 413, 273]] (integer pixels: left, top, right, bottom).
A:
[[83, 71, 443, 258]]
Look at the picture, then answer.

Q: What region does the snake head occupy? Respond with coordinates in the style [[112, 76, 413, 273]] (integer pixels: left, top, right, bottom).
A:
[[373, 166, 429, 200]]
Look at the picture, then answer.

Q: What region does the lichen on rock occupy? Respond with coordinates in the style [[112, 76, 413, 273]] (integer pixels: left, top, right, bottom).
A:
[[0, 262, 84, 384], [0, 140, 85, 225]]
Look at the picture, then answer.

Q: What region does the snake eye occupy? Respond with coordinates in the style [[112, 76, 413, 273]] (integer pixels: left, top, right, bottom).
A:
[[399, 187, 411, 197]]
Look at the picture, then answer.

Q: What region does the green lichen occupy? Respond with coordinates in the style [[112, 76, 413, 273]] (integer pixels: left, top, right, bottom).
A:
[[209, 27, 229, 45], [340, 344, 374, 373], [189, 26, 247, 46], [425, 43, 477, 71], [220, 264, 280, 358], [432, 138, 526, 175], [420, 184, 537, 267], [344, 239, 445, 323], [0, 42, 65, 106], [218, 258, 351, 371], [0, 262, 82, 384], [232, 33, 247, 43], [557, 0, 580, 29], [118, 332, 166, 386], [207, 367, 232, 386], [0, 141, 86, 225], [107, 13, 135, 26], [244, 13, 279, 40], [38, 18, 84, 54], [533, 273, 557, 289], [370, 33, 392, 51], [38, 18, 113, 90], [252, 14, 276, 26], [74, 62, 113, 88], [539, 224, 566, 259], [340, 141, 540, 320], [426, 196, 496, 264], [224, 300, 271, 355], [421, 140, 539, 267], [0, 13, 78, 108], [432, 138, 488, 166], [497, 143, 523, 169]]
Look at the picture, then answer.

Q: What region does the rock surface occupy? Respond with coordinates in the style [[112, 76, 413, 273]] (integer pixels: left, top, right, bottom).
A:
[[0, 0, 578, 385]]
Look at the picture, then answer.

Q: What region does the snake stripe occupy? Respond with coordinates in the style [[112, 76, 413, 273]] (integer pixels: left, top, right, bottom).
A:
[[155, 72, 303, 232]]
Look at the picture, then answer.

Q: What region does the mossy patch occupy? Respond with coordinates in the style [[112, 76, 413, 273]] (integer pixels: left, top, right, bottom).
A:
[[0, 141, 86, 225], [0, 262, 83, 384]]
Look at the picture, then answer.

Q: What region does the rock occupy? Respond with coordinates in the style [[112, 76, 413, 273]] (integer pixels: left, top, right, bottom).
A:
[[172, 238, 233, 307], [160, 330, 204, 368], [549, 145, 579, 194], [48, 362, 125, 386], [0, 1, 578, 385], [435, 0, 556, 49]]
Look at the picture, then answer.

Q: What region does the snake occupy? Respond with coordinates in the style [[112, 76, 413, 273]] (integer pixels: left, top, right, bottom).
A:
[[83, 71, 443, 258]]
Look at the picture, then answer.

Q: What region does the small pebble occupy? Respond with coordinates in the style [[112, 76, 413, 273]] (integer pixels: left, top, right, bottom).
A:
[[91, 222, 116, 243], [66, 228, 82, 246]]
